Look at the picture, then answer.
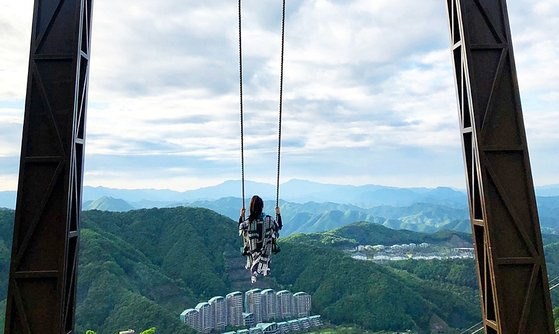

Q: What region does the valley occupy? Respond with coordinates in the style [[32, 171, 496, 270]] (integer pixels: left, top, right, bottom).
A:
[[0, 186, 558, 332]]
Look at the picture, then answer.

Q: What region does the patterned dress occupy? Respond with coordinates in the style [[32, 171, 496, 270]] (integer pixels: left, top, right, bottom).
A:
[[239, 213, 282, 282]]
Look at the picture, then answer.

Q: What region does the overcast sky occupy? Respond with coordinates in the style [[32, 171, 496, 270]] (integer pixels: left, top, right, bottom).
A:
[[0, 0, 558, 191]]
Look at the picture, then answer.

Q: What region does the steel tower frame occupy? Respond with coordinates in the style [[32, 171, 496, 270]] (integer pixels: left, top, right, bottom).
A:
[[446, 0, 554, 333], [2, 0, 555, 333], [3, 0, 92, 333]]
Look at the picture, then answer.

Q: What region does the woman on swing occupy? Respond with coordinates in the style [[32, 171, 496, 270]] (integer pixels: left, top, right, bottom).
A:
[[239, 195, 282, 283]]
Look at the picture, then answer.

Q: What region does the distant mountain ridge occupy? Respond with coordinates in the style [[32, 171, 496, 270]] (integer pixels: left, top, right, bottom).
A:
[[182, 197, 472, 234], [42, 193, 559, 236], [536, 185, 559, 197], [0, 180, 470, 209], [83, 196, 135, 212], [1, 179, 558, 210], [2, 179, 559, 235]]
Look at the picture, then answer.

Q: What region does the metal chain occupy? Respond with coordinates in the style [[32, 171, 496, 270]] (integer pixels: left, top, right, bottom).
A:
[[238, 0, 245, 210], [276, 0, 286, 209]]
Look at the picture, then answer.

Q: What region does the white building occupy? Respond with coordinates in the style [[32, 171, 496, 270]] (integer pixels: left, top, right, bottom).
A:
[[276, 321, 290, 334], [300, 317, 311, 330], [287, 319, 300, 332], [309, 315, 323, 327], [243, 312, 255, 328], [256, 322, 279, 334], [180, 308, 200, 332], [195, 302, 213, 333], [293, 292, 311, 317], [245, 288, 263, 323], [226, 291, 244, 326], [261, 289, 278, 321], [372, 245, 385, 251], [208, 296, 227, 331], [276, 290, 293, 319]]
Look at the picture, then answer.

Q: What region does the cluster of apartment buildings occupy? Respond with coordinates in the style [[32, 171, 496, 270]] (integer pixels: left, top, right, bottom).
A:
[[223, 315, 323, 334], [351, 242, 475, 262], [180, 289, 313, 333]]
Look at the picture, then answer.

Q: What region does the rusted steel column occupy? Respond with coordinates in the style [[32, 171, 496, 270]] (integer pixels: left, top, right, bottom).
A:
[[446, 0, 554, 333], [4, 0, 92, 332]]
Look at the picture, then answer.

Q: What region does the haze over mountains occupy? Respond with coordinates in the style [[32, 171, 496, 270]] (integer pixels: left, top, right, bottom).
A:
[[2, 179, 559, 235], [82, 180, 559, 235], [2, 179, 559, 208], [90, 179, 472, 209], [0, 179, 474, 209]]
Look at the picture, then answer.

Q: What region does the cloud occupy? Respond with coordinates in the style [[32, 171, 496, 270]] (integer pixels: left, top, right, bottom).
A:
[[0, 0, 557, 190], [0, 2, 33, 100], [0, 107, 23, 157]]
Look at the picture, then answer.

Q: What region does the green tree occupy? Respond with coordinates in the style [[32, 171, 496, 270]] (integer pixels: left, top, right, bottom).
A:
[[140, 327, 156, 334], [85, 330, 97, 334]]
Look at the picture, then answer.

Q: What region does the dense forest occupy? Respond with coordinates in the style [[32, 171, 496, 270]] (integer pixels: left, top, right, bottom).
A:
[[272, 240, 479, 331], [283, 220, 473, 250], [0, 209, 11, 332], [0, 207, 558, 332]]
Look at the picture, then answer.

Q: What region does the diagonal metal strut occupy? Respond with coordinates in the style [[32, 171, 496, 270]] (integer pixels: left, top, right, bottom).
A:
[[445, 0, 555, 333], [4, 0, 93, 333]]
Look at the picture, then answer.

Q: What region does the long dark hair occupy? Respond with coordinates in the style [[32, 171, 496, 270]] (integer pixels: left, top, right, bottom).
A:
[[249, 195, 264, 222]]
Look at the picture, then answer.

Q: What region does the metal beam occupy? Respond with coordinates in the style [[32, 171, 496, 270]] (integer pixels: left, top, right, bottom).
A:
[[446, 0, 554, 333], [4, 0, 92, 332]]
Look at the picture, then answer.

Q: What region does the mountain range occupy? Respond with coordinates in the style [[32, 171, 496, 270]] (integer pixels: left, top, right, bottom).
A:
[[0, 207, 484, 333], [78, 193, 559, 236], [2, 179, 559, 209], [0, 179, 472, 209], [2, 206, 559, 332], [185, 197, 473, 235], [2, 180, 558, 236]]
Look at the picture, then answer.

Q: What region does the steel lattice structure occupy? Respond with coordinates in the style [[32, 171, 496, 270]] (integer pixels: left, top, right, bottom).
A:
[[3, 0, 92, 333], [446, 0, 554, 333]]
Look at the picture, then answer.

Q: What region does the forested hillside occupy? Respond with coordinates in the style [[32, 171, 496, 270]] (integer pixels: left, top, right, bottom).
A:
[[284, 221, 472, 250], [83, 196, 135, 212], [187, 197, 472, 235], [0, 209, 13, 332], [272, 240, 480, 331], [0, 207, 558, 333]]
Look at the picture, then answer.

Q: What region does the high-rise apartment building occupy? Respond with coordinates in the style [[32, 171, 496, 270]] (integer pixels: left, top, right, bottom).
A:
[[180, 308, 200, 332], [195, 302, 213, 333], [293, 292, 311, 317], [226, 291, 244, 326], [180, 289, 313, 333], [245, 288, 263, 323], [209, 296, 227, 331], [276, 290, 293, 319], [260, 289, 278, 321]]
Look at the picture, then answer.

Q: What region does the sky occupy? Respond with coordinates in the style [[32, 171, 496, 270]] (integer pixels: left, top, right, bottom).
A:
[[0, 0, 558, 191]]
